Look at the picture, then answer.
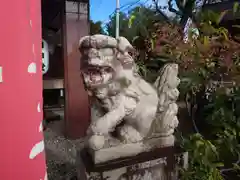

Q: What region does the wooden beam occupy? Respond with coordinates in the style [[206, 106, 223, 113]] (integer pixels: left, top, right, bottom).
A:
[[61, 0, 90, 139]]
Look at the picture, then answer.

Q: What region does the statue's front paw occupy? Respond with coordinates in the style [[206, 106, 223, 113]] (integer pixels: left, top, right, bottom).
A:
[[88, 135, 105, 150], [119, 125, 143, 143]]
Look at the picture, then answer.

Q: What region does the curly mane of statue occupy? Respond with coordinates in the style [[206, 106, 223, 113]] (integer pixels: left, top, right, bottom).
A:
[[79, 34, 180, 164]]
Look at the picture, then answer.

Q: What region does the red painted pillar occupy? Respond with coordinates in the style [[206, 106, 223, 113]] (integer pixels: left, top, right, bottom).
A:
[[0, 0, 46, 179], [63, 1, 90, 139]]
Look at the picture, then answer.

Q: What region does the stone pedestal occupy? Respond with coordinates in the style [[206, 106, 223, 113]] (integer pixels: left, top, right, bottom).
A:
[[79, 145, 187, 180], [89, 136, 175, 164]]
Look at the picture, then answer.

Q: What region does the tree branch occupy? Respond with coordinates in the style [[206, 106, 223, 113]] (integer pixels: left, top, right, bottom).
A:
[[220, 152, 240, 173], [151, 0, 172, 24], [167, 0, 183, 16]]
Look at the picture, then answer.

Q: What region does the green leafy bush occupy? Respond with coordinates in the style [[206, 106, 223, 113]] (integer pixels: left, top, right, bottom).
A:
[[122, 4, 240, 178], [132, 8, 240, 179], [167, 11, 240, 180], [178, 86, 240, 179]]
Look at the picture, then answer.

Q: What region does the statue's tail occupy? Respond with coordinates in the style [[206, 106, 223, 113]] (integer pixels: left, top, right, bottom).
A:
[[153, 63, 180, 112], [147, 63, 180, 138]]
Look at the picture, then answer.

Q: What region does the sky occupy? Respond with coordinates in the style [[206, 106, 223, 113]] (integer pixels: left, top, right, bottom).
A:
[[90, 0, 169, 23]]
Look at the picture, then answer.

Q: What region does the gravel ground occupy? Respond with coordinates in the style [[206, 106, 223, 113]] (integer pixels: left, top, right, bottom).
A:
[[43, 118, 85, 180]]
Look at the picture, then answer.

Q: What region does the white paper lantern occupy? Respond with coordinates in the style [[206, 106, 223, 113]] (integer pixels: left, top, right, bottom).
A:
[[42, 39, 49, 74]]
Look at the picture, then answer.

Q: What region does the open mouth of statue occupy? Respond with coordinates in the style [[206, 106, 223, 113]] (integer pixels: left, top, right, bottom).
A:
[[83, 66, 114, 86]]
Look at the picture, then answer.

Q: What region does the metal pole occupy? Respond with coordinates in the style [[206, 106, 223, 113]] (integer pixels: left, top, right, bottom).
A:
[[116, 0, 120, 38]]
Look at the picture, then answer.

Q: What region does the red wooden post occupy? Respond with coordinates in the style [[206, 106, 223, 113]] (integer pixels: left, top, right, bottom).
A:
[[63, 1, 90, 139], [0, 0, 47, 179]]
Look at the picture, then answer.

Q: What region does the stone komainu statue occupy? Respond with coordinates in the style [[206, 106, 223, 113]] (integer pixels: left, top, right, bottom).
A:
[[79, 34, 180, 164]]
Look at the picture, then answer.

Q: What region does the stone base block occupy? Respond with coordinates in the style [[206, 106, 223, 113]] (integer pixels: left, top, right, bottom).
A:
[[89, 135, 175, 164]]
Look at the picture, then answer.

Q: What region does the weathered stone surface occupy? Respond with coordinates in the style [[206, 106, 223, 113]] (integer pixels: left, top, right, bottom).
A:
[[79, 34, 180, 164]]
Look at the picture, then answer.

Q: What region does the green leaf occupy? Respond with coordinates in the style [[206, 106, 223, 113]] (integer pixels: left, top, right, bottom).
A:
[[132, 36, 139, 43], [200, 68, 207, 77], [153, 58, 169, 62], [196, 140, 204, 147], [214, 162, 224, 167], [233, 163, 240, 170], [218, 27, 229, 40], [216, 10, 228, 25], [203, 36, 209, 46], [128, 14, 136, 28], [150, 38, 155, 50], [233, 2, 239, 14], [181, 77, 192, 83]]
